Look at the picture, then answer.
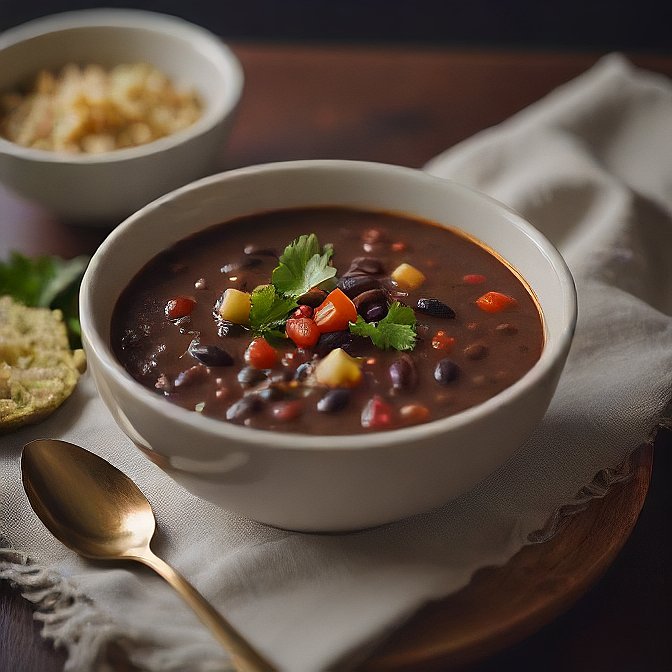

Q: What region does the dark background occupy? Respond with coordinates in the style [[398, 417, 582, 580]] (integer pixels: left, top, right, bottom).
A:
[[1, 0, 671, 52]]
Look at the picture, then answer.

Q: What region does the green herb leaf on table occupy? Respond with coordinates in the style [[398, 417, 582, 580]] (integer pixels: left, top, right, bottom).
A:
[[0, 252, 89, 348], [248, 285, 298, 338], [349, 302, 417, 351], [271, 233, 337, 298]]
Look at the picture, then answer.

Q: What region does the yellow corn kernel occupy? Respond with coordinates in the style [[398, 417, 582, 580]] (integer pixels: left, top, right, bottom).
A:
[[391, 262, 426, 290], [217, 288, 251, 324], [314, 348, 362, 388]]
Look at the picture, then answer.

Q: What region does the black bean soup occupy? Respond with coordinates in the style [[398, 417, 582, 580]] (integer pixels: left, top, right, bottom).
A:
[[111, 207, 543, 434]]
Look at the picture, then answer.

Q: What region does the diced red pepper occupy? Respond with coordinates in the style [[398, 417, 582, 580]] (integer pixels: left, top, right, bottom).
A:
[[285, 317, 320, 348], [165, 296, 195, 319], [475, 291, 518, 313], [313, 288, 358, 333], [245, 337, 279, 369], [361, 395, 394, 430], [431, 330, 456, 350]]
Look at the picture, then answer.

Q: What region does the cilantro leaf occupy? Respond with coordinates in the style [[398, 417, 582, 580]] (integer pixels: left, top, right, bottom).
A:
[[0, 252, 89, 348], [248, 285, 297, 337], [271, 234, 336, 298], [349, 302, 417, 351]]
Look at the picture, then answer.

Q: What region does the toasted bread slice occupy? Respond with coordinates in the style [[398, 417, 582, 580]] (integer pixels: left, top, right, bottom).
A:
[[0, 296, 86, 433]]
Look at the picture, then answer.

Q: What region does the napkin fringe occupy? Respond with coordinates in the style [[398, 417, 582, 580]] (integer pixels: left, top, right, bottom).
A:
[[0, 544, 128, 672]]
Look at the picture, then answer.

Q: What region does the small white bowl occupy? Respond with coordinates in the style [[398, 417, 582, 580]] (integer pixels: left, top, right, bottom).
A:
[[0, 9, 243, 224], [80, 160, 577, 532]]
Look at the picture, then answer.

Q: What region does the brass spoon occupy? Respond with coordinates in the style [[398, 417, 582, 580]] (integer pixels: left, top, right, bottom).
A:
[[21, 438, 274, 672]]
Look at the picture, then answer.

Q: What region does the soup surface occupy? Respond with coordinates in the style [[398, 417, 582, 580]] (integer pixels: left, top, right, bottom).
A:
[[111, 207, 543, 434]]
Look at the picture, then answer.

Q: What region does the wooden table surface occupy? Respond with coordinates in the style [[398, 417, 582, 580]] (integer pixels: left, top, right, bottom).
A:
[[1, 44, 671, 672]]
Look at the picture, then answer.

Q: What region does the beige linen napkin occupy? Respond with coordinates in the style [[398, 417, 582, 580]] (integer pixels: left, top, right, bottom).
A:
[[2, 53, 671, 672]]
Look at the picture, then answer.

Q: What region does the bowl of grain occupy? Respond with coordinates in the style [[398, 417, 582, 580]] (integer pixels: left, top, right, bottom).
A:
[[0, 9, 243, 224]]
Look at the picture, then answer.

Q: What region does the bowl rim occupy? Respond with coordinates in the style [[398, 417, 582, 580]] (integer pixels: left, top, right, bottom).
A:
[[0, 8, 243, 164], [80, 159, 578, 452]]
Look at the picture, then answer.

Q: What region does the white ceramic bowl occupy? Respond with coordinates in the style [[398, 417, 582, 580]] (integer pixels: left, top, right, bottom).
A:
[[0, 9, 243, 224], [80, 160, 577, 531]]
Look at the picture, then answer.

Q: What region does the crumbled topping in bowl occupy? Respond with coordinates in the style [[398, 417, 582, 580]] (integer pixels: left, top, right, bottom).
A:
[[0, 62, 202, 153]]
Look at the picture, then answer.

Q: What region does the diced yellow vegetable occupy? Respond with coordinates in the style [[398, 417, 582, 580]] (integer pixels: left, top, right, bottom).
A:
[[391, 262, 426, 290], [217, 288, 251, 324], [314, 348, 363, 388]]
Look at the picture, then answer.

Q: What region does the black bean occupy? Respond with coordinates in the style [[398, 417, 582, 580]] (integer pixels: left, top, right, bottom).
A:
[[237, 366, 267, 387], [174, 365, 209, 388], [314, 331, 353, 357], [297, 287, 328, 307], [317, 388, 351, 413], [389, 354, 419, 391], [243, 244, 277, 257], [434, 359, 460, 385], [294, 361, 315, 382], [337, 275, 382, 298], [364, 303, 388, 323], [343, 256, 385, 277], [213, 317, 245, 338], [416, 298, 456, 319], [226, 395, 263, 421], [464, 343, 488, 360], [381, 277, 410, 301], [217, 321, 233, 338], [189, 343, 234, 367], [353, 289, 388, 315], [255, 386, 287, 402]]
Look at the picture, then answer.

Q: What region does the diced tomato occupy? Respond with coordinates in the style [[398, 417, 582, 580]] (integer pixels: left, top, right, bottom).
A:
[[285, 317, 320, 348], [475, 291, 518, 313], [165, 296, 195, 319], [313, 288, 358, 333], [245, 337, 279, 369], [463, 274, 486, 285]]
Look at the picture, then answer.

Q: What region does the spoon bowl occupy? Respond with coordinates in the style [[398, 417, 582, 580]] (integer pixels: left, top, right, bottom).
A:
[[21, 439, 273, 672], [22, 438, 155, 558]]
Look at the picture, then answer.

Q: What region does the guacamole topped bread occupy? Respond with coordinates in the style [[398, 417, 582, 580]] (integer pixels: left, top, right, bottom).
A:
[[0, 296, 86, 433]]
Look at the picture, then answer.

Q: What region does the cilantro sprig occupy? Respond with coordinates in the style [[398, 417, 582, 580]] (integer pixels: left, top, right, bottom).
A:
[[0, 252, 89, 348], [245, 234, 417, 352], [248, 233, 335, 338], [349, 302, 417, 351], [248, 285, 298, 340], [271, 233, 336, 298]]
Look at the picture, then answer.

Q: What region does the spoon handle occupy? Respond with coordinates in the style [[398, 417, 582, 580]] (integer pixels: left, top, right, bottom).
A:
[[133, 547, 275, 672]]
